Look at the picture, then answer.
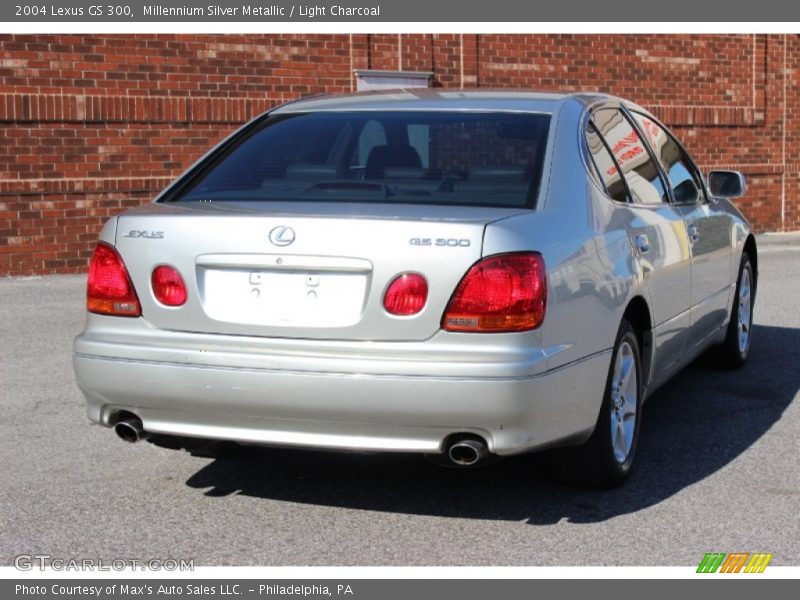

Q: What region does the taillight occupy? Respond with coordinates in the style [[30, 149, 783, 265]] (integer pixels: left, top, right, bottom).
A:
[[86, 242, 141, 317], [383, 273, 428, 315], [152, 266, 187, 306], [442, 252, 546, 332]]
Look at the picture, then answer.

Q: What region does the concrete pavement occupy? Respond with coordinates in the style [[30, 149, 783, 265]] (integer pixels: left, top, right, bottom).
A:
[[1, 242, 798, 566]]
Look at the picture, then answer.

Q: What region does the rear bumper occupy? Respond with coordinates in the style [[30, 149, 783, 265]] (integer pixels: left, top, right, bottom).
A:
[[73, 317, 610, 456]]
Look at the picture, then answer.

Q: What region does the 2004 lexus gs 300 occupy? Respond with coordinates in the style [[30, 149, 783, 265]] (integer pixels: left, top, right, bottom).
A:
[[74, 90, 757, 486]]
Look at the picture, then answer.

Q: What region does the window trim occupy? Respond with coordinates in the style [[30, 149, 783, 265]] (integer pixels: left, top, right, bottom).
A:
[[585, 119, 634, 204], [613, 107, 672, 206], [588, 106, 670, 206], [625, 108, 709, 206]]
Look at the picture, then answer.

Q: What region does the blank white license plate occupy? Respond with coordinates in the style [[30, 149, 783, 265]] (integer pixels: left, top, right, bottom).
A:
[[201, 268, 368, 327]]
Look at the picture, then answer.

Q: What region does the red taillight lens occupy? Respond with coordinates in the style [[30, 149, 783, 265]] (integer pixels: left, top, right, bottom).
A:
[[384, 273, 428, 316], [152, 265, 187, 307], [86, 242, 141, 317], [442, 253, 546, 332]]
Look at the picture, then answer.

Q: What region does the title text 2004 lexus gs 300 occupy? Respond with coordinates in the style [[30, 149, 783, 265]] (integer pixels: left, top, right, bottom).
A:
[[73, 90, 756, 487]]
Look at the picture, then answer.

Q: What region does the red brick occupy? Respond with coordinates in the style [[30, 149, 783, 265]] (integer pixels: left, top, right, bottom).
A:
[[0, 33, 797, 276]]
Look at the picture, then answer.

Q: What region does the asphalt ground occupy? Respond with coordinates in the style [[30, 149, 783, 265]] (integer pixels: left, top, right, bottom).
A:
[[1, 237, 798, 566]]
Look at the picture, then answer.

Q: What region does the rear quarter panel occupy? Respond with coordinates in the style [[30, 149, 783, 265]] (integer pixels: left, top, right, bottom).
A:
[[483, 98, 646, 373]]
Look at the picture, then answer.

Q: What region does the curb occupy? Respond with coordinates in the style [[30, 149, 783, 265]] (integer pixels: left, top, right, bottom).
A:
[[755, 232, 800, 248]]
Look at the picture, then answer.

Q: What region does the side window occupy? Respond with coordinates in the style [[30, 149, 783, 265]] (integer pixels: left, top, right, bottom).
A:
[[355, 119, 387, 166], [592, 108, 668, 205], [631, 112, 704, 204], [585, 121, 630, 203]]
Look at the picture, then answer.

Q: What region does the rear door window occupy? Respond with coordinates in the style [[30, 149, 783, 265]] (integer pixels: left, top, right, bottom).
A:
[[631, 112, 705, 205], [591, 108, 668, 206], [585, 121, 630, 203]]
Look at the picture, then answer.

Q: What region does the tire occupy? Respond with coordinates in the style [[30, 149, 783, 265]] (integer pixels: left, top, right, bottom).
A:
[[553, 319, 643, 488], [717, 253, 755, 369]]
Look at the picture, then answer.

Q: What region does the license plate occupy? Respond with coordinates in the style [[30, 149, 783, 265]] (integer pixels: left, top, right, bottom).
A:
[[201, 268, 368, 327]]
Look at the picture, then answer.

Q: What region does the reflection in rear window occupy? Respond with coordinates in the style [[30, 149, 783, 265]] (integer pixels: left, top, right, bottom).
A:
[[165, 111, 551, 209]]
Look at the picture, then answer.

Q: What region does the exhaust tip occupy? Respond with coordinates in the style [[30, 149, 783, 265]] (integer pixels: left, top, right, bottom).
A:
[[447, 438, 488, 467], [114, 418, 147, 443]]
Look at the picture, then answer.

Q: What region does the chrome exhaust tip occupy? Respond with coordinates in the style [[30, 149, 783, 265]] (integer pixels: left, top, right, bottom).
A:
[[114, 417, 147, 443], [447, 438, 488, 466]]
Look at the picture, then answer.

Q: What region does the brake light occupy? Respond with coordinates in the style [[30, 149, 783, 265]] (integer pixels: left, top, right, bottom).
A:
[[384, 273, 428, 315], [152, 266, 188, 306], [442, 253, 546, 332], [86, 242, 141, 317]]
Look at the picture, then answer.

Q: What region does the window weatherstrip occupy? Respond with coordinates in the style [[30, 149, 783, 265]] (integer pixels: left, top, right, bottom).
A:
[[587, 118, 634, 204]]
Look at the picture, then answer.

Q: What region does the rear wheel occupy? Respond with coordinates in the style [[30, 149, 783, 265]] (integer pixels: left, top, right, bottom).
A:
[[717, 253, 754, 368], [554, 319, 643, 488]]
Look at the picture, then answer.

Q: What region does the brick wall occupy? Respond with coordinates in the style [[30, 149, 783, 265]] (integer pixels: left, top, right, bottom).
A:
[[1, 34, 798, 275]]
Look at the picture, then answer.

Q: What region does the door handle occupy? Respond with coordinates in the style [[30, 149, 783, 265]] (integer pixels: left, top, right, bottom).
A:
[[688, 224, 700, 242], [635, 233, 651, 254]]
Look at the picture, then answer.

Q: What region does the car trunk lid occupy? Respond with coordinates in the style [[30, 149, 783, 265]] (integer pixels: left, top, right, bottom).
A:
[[114, 202, 525, 341]]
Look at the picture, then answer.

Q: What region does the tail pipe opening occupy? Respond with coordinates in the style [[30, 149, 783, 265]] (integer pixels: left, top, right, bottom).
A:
[[114, 417, 148, 443], [447, 436, 489, 467]]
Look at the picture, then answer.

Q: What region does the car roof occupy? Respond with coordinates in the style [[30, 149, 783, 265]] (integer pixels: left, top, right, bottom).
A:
[[271, 88, 622, 114]]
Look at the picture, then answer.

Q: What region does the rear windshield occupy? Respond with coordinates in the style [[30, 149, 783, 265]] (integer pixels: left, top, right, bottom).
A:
[[164, 111, 551, 209]]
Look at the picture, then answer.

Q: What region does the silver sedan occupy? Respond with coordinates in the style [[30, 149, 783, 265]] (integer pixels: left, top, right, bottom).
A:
[[73, 90, 756, 487]]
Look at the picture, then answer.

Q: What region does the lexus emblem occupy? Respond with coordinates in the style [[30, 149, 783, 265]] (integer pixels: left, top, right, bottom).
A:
[[269, 226, 295, 247]]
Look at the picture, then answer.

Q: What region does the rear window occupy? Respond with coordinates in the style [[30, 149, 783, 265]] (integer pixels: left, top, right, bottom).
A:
[[164, 111, 551, 209]]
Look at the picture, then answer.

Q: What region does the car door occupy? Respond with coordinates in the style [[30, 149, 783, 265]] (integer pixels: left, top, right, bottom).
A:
[[588, 108, 693, 381], [630, 112, 735, 349]]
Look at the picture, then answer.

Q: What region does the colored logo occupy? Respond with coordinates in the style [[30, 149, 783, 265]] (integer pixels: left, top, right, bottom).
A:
[[697, 552, 773, 573]]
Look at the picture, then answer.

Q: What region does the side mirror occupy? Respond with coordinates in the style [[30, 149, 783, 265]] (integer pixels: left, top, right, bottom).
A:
[[707, 170, 746, 199]]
